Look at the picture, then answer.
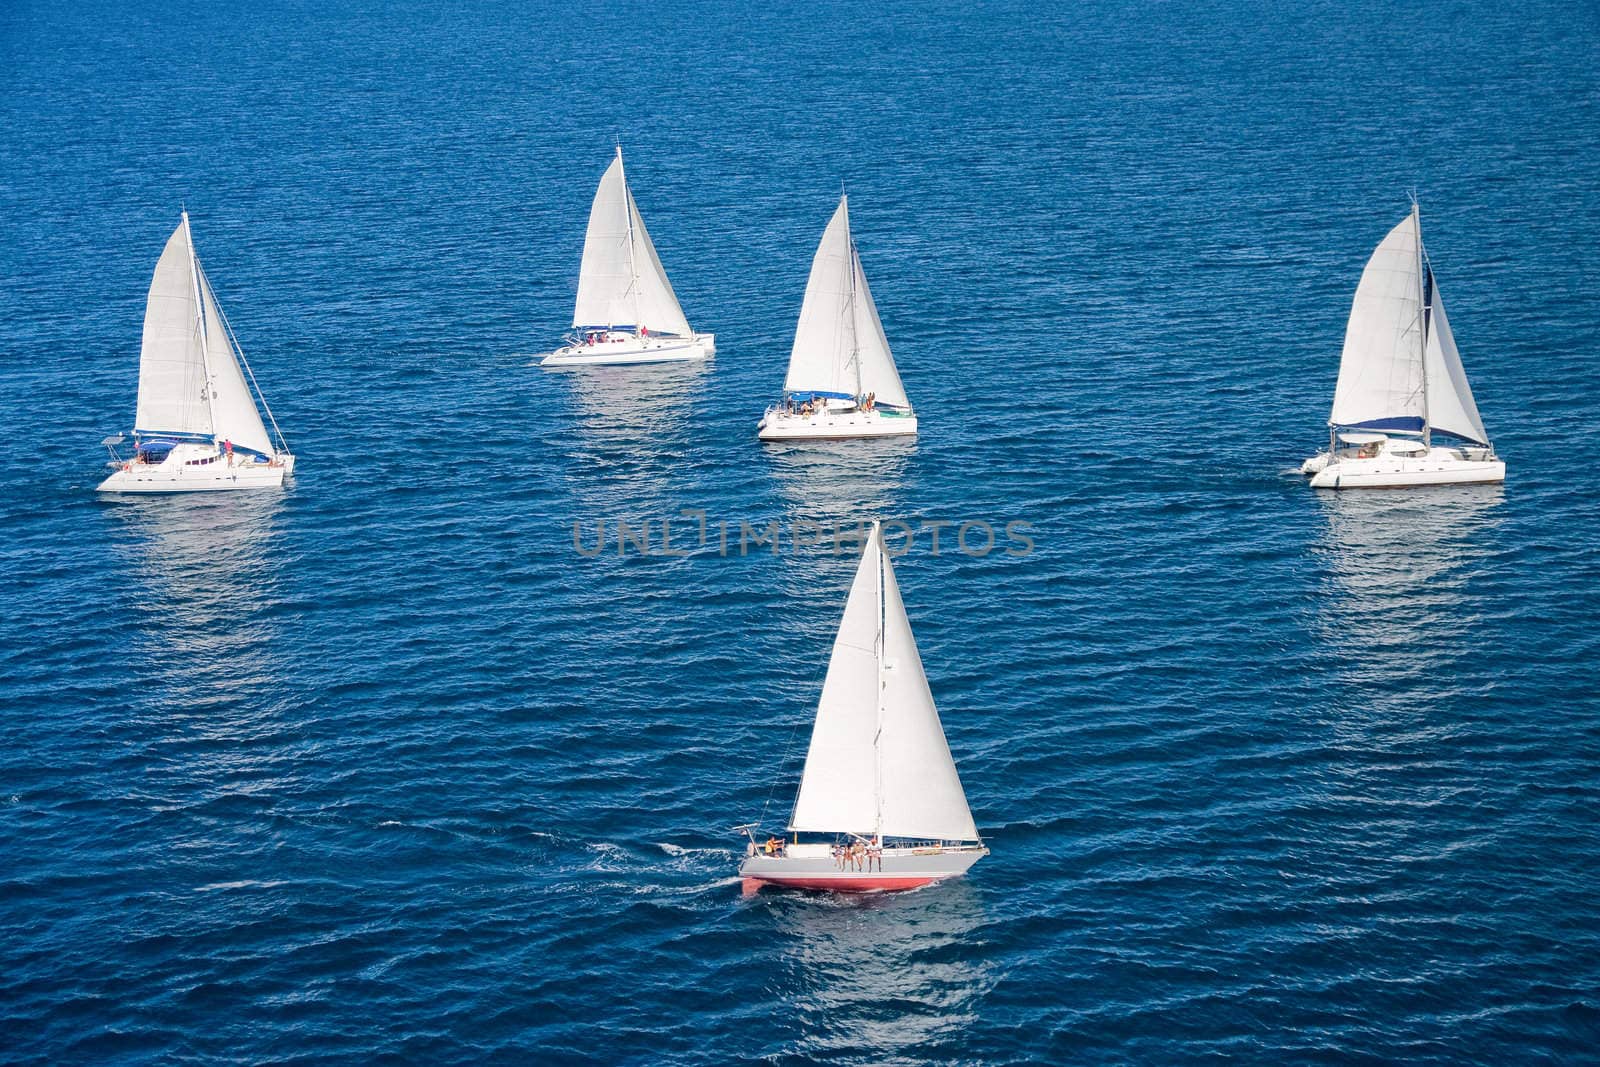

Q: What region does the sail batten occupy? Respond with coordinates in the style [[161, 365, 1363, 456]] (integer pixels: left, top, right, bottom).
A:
[[571, 151, 693, 336], [788, 525, 978, 842], [783, 196, 910, 408]]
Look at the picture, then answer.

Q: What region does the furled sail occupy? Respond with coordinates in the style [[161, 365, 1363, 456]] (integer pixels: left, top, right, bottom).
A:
[[571, 149, 692, 337], [783, 196, 910, 408], [1422, 280, 1489, 445], [789, 524, 978, 842], [134, 222, 212, 440], [1329, 210, 1426, 434]]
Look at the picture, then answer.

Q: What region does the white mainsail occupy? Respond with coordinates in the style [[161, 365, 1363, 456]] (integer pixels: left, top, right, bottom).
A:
[[1329, 209, 1427, 434], [782, 196, 910, 409], [571, 148, 693, 337], [1422, 280, 1489, 445], [135, 222, 212, 440], [134, 214, 276, 456], [789, 525, 979, 842]]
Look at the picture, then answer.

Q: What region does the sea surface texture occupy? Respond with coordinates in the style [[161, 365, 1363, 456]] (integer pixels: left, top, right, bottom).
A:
[[3, 1, 1599, 1062]]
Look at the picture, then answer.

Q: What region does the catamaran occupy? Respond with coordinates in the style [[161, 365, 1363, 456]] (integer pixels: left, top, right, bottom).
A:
[[540, 147, 714, 368], [1302, 204, 1503, 489], [757, 195, 916, 440], [738, 522, 986, 893], [98, 212, 294, 494]]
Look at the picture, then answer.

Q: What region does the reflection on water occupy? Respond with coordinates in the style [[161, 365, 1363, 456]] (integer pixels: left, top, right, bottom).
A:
[[552, 362, 712, 518], [106, 492, 287, 718], [1313, 485, 1504, 687], [766, 438, 915, 529], [552, 361, 710, 448], [766, 880, 992, 1060]]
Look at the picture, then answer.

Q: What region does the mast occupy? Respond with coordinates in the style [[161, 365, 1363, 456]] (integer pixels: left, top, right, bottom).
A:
[[182, 210, 217, 440], [873, 525, 885, 844], [845, 199, 863, 403], [1414, 202, 1431, 449], [617, 145, 640, 332]]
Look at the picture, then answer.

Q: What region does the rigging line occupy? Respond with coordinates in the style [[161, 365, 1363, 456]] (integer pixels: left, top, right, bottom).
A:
[[200, 259, 291, 454]]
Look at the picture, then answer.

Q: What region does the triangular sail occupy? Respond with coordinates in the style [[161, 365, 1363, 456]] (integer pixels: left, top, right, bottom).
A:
[[783, 196, 910, 408], [789, 532, 881, 834], [1422, 280, 1489, 445], [571, 150, 692, 336], [788, 526, 977, 842], [1329, 210, 1427, 434], [877, 545, 979, 841], [199, 269, 274, 456], [134, 222, 212, 439]]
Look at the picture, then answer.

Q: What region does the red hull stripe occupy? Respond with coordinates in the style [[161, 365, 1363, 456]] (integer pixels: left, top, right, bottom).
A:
[[750, 876, 938, 892]]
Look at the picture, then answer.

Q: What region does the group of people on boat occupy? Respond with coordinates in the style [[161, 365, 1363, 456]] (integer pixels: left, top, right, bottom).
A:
[[832, 839, 883, 872], [760, 836, 786, 857], [782, 392, 877, 418], [579, 325, 651, 347]]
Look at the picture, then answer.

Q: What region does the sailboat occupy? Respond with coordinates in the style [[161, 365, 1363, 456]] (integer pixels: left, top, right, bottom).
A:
[[738, 522, 986, 893], [98, 212, 294, 494], [757, 195, 917, 440], [540, 147, 714, 368], [1302, 204, 1504, 489]]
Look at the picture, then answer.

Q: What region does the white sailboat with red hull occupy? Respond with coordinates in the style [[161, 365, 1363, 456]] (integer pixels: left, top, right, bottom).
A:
[[98, 212, 294, 494], [1302, 204, 1503, 489], [739, 523, 986, 894], [540, 147, 714, 368]]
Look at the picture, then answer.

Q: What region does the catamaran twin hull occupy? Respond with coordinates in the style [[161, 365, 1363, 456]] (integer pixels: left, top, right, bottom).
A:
[[1308, 449, 1504, 489], [98, 444, 295, 493], [739, 845, 985, 893], [539, 333, 715, 368], [757, 408, 918, 441]]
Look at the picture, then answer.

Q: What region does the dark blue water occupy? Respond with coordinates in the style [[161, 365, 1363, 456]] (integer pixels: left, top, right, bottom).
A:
[[4, 1, 1600, 1062]]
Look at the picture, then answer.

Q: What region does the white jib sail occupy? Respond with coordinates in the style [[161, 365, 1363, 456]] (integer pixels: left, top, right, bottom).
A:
[[783, 195, 910, 408], [199, 268, 274, 456], [134, 221, 212, 439], [1422, 283, 1489, 445], [789, 525, 978, 842], [571, 149, 692, 337], [1329, 210, 1426, 433]]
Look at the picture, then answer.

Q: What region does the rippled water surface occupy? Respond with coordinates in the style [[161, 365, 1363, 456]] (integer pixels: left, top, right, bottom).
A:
[[3, 1, 1599, 1062]]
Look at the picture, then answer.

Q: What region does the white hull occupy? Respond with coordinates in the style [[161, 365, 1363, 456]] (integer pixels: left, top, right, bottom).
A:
[[739, 842, 985, 893], [1307, 446, 1503, 489], [757, 406, 918, 441], [540, 332, 714, 368], [98, 444, 295, 494]]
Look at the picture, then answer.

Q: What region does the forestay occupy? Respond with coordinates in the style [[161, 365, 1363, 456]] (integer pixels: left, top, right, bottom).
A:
[[782, 196, 910, 408], [571, 150, 693, 337]]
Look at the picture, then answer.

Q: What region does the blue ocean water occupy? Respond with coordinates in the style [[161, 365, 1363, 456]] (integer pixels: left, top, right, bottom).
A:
[[3, 0, 1600, 1061]]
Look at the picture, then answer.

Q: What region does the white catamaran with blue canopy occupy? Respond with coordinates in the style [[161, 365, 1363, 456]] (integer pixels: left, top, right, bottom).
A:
[[540, 147, 714, 368], [1303, 204, 1503, 488], [758, 195, 917, 440], [98, 212, 294, 493]]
